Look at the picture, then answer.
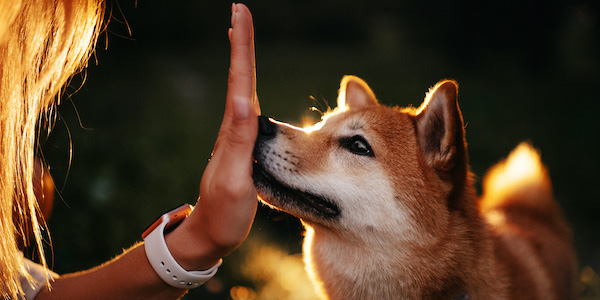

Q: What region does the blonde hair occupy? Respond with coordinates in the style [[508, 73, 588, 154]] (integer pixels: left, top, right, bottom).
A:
[[0, 0, 104, 297]]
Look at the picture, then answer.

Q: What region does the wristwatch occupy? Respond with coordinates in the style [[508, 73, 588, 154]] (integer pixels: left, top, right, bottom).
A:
[[142, 204, 222, 289]]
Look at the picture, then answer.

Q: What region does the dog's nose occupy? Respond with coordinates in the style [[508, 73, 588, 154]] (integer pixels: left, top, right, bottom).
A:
[[258, 116, 277, 137]]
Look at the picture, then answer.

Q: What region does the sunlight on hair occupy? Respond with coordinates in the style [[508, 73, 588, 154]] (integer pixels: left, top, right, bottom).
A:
[[300, 105, 346, 134], [481, 143, 550, 211], [300, 113, 320, 132], [240, 238, 318, 300], [0, 0, 104, 297], [490, 143, 545, 190], [303, 226, 328, 299], [301, 119, 325, 134], [415, 82, 443, 116], [336, 84, 349, 113]]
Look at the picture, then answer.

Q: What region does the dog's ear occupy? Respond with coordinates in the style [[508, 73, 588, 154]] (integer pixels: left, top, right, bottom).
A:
[[337, 75, 378, 111], [414, 80, 467, 174]]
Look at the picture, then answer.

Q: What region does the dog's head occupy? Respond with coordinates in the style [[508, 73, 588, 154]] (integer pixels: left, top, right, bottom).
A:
[[253, 76, 469, 241]]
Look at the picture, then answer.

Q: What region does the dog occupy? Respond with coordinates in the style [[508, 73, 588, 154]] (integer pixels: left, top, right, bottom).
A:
[[252, 76, 577, 299]]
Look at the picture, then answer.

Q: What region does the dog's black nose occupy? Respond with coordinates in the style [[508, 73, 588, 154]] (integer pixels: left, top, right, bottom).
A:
[[258, 116, 277, 137]]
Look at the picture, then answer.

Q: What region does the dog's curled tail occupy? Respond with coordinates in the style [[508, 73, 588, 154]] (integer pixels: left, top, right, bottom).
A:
[[480, 142, 558, 218], [481, 143, 578, 299]]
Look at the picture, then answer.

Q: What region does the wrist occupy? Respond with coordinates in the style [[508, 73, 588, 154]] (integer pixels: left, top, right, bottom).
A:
[[164, 215, 224, 271], [143, 204, 222, 288]]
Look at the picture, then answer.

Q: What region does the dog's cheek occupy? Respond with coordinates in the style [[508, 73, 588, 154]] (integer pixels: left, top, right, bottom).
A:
[[306, 164, 417, 236]]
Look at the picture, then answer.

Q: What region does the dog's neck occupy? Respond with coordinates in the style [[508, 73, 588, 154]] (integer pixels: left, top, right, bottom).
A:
[[302, 203, 499, 300]]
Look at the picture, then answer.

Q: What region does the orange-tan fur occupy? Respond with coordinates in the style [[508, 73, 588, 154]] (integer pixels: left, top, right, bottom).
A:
[[252, 76, 577, 299]]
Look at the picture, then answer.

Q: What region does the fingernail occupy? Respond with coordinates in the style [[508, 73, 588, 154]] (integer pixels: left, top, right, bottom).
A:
[[233, 96, 250, 120]]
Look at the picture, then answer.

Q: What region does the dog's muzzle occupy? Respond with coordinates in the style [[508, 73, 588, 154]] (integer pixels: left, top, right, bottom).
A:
[[252, 115, 341, 220]]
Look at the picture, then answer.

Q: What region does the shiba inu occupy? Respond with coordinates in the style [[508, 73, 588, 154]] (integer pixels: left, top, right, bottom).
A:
[[252, 76, 577, 299]]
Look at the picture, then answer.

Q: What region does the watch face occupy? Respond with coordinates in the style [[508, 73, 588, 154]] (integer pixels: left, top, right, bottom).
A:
[[142, 204, 194, 239]]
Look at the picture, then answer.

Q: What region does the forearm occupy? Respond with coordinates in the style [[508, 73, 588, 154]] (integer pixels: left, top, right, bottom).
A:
[[35, 243, 187, 300]]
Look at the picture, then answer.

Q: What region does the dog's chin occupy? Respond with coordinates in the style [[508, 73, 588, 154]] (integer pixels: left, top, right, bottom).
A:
[[252, 162, 341, 221]]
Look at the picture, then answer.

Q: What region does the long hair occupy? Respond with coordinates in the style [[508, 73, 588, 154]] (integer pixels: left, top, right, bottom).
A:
[[0, 0, 104, 297]]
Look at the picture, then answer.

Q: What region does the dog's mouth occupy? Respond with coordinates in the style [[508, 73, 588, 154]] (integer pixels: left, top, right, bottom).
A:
[[252, 162, 340, 219]]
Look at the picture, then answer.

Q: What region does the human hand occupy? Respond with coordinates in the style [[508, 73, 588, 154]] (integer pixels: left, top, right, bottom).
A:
[[165, 3, 259, 271]]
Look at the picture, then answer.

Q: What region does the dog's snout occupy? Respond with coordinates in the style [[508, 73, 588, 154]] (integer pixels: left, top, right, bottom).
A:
[[258, 116, 277, 137]]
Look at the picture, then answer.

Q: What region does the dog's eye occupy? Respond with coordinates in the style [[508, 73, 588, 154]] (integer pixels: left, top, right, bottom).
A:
[[339, 135, 374, 157]]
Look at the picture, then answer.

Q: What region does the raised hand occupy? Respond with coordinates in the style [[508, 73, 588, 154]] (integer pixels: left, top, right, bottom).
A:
[[166, 3, 259, 271]]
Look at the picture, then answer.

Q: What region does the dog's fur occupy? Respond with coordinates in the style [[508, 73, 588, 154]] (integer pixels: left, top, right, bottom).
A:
[[252, 76, 577, 299]]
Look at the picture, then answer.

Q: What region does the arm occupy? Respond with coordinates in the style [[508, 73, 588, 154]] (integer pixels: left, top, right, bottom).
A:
[[35, 3, 258, 299]]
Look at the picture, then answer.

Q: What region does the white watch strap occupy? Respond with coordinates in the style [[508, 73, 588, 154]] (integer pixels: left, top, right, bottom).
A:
[[144, 215, 222, 289]]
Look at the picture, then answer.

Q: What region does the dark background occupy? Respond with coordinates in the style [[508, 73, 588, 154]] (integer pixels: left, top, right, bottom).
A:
[[37, 0, 599, 299]]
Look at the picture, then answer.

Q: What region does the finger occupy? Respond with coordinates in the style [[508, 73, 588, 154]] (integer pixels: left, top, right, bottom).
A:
[[215, 3, 257, 152], [227, 3, 255, 111], [228, 3, 255, 99]]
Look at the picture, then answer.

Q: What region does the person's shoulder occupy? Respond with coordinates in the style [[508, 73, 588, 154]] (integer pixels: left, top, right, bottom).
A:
[[18, 252, 58, 300]]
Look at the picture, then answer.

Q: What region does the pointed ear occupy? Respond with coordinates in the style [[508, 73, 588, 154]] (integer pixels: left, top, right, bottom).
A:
[[337, 75, 378, 111], [414, 80, 466, 173]]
